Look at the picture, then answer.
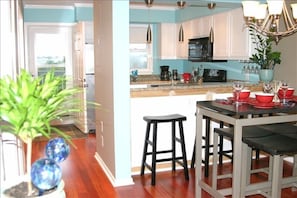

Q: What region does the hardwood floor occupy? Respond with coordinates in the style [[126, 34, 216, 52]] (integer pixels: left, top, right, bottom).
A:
[[32, 134, 297, 198]]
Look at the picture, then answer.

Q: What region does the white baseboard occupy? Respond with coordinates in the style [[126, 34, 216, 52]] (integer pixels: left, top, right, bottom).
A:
[[94, 152, 134, 187]]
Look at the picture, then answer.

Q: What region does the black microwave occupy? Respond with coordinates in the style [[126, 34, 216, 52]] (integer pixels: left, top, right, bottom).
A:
[[188, 37, 213, 62]]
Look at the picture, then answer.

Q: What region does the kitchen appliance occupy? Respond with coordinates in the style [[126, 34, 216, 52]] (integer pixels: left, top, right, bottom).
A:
[[203, 69, 227, 82], [188, 37, 213, 62], [172, 69, 178, 80], [84, 44, 96, 133], [160, 65, 171, 81]]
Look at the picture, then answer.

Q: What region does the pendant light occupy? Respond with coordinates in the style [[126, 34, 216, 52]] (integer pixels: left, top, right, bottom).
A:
[[209, 27, 214, 43], [177, 1, 186, 42], [146, 25, 152, 44], [145, 0, 153, 43]]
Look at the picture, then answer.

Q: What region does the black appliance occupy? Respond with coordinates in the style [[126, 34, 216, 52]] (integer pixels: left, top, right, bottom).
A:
[[188, 37, 213, 62], [203, 69, 227, 82], [160, 65, 170, 81]]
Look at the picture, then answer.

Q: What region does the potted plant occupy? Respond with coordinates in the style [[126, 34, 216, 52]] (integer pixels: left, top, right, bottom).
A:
[[0, 69, 97, 197], [249, 29, 281, 82]]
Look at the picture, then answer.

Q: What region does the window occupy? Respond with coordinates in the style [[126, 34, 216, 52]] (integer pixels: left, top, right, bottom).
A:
[[26, 25, 73, 78], [129, 24, 153, 74]]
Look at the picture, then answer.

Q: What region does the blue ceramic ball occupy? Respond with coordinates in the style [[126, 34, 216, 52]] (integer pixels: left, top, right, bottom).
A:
[[45, 137, 70, 163], [31, 158, 62, 190]]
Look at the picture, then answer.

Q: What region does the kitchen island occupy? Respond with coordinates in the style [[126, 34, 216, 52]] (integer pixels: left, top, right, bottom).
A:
[[131, 80, 262, 97], [130, 81, 263, 174]]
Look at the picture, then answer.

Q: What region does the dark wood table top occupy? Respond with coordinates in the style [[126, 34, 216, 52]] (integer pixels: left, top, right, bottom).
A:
[[197, 97, 297, 116]]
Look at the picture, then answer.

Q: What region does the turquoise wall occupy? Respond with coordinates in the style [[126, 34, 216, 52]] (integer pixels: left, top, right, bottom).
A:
[[24, 6, 93, 23], [24, 5, 256, 83]]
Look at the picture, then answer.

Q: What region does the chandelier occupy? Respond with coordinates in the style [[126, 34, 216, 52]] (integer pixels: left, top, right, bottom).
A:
[[242, 0, 297, 43]]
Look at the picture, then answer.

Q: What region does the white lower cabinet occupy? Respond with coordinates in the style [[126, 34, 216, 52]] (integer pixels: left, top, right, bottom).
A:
[[130, 93, 233, 172]]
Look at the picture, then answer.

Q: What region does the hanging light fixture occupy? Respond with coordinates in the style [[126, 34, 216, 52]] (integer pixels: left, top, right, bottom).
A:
[[145, 0, 153, 43], [242, 0, 297, 44], [177, 1, 186, 42]]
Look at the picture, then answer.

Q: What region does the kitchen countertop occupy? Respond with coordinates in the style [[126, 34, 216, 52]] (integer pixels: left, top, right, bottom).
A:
[[130, 80, 263, 98]]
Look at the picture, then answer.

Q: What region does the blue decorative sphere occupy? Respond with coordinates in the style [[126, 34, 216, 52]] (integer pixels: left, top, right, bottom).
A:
[[31, 158, 62, 190], [45, 137, 70, 163]]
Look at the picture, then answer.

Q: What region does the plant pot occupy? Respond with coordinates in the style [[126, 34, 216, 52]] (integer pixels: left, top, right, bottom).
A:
[[259, 69, 274, 83], [1, 177, 65, 198]]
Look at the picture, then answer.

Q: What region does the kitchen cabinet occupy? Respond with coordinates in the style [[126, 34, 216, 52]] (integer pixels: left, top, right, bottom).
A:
[[229, 8, 253, 60], [176, 20, 192, 59], [158, 8, 253, 61], [212, 8, 254, 60], [190, 8, 254, 60], [159, 22, 192, 59], [191, 15, 213, 38], [213, 12, 230, 59], [159, 23, 177, 59]]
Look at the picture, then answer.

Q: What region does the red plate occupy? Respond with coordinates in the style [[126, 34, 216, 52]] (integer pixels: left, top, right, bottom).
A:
[[278, 95, 293, 99], [248, 99, 279, 109]]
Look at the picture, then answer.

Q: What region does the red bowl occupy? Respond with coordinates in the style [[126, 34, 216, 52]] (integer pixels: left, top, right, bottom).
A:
[[278, 88, 294, 99], [233, 90, 250, 100], [239, 90, 250, 100], [255, 93, 274, 103]]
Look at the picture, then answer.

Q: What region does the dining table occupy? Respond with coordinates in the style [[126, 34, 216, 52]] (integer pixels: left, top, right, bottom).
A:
[[195, 97, 297, 198]]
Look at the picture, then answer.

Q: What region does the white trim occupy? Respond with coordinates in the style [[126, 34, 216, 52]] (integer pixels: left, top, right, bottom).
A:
[[24, 5, 74, 9], [25, 22, 77, 26], [129, 4, 177, 11], [94, 153, 134, 187], [74, 3, 93, 8]]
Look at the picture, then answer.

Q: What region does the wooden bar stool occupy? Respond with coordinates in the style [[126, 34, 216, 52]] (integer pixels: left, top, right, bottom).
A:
[[140, 114, 189, 185], [191, 117, 232, 177], [242, 133, 297, 197]]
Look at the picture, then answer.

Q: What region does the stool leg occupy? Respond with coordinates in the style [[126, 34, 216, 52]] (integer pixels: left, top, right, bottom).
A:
[[271, 155, 282, 198], [191, 140, 196, 168], [219, 121, 224, 165], [141, 122, 151, 176], [151, 122, 158, 185], [204, 117, 211, 177], [178, 120, 189, 180], [172, 121, 176, 172]]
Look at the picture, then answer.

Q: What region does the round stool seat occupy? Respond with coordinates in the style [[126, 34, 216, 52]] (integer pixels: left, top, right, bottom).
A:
[[143, 114, 186, 122]]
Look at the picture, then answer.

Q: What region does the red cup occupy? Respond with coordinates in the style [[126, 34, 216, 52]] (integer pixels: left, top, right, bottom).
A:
[[255, 93, 274, 103], [183, 73, 191, 83], [278, 88, 294, 99]]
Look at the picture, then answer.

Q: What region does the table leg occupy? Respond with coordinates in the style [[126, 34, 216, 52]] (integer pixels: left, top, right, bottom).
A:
[[233, 124, 243, 197], [195, 109, 203, 198]]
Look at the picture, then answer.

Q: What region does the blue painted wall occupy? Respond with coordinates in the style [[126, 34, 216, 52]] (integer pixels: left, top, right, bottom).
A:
[[24, 6, 93, 23], [24, 5, 256, 83]]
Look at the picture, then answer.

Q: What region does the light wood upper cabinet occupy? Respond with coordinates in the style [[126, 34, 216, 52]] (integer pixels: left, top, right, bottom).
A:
[[229, 8, 251, 60], [213, 12, 230, 59], [176, 20, 192, 59], [212, 8, 253, 60], [159, 8, 252, 60], [191, 15, 213, 38], [159, 23, 177, 59]]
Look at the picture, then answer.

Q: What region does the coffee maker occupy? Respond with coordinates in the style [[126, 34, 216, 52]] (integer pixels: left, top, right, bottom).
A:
[[160, 65, 171, 81]]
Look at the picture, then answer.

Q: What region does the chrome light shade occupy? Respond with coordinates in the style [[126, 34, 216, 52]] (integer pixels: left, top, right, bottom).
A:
[[242, 0, 297, 43]]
